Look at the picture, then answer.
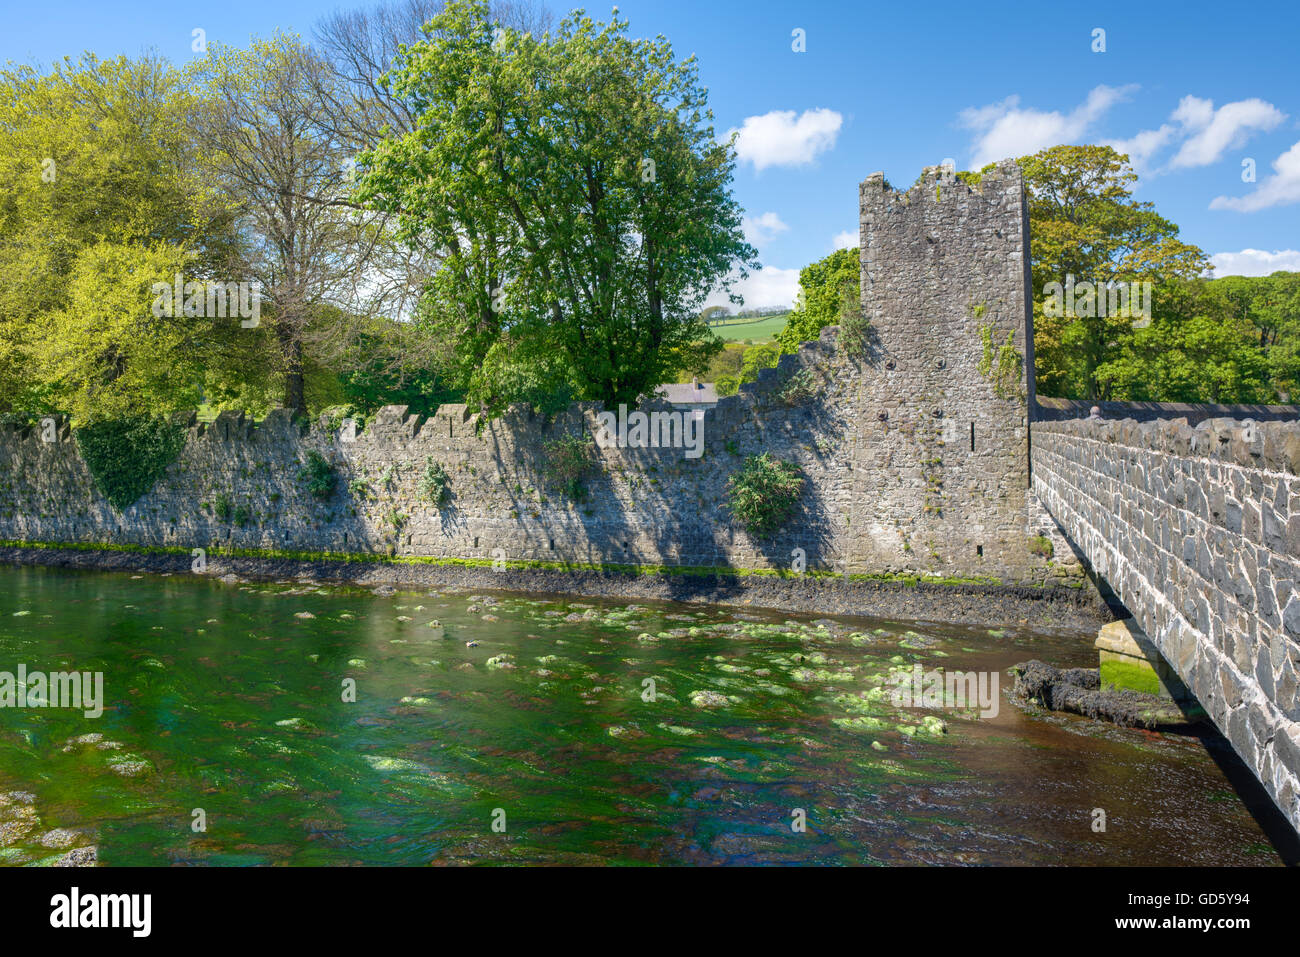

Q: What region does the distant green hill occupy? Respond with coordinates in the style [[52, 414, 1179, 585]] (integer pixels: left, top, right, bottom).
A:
[[707, 311, 790, 342]]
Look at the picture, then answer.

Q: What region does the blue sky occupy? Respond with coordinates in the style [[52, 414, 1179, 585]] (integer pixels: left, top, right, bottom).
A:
[[3, 0, 1297, 309]]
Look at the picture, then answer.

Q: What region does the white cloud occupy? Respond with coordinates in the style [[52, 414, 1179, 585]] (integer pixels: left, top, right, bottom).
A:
[[703, 265, 800, 312], [959, 85, 1137, 168], [1105, 95, 1286, 178], [831, 229, 858, 250], [1168, 95, 1286, 168], [1210, 140, 1300, 212], [729, 108, 843, 171], [1210, 248, 1300, 276], [1105, 125, 1178, 175], [742, 211, 789, 247]]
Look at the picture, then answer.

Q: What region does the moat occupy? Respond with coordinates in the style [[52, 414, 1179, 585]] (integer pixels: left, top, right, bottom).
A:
[[0, 564, 1287, 865]]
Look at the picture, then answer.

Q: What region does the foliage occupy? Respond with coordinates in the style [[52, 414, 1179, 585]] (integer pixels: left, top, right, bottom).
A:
[[741, 344, 781, 381], [337, 329, 465, 418], [420, 458, 451, 507], [1028, 535, 1053, 559], [355, 0, 756, 415], [74, 416, 188, 511], [777, 248, 861, 353], [725, 453, 804, 536], [297, 450, 336, 499], [777, 368, 821, 405], [977, 325, 1024, 400], [0, 54, 239, 419], [1015, 145, 1210, 400], [541, 433, 593, 500]]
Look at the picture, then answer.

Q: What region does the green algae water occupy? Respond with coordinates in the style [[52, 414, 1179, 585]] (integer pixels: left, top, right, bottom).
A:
[[0, 564, 1284, 866]]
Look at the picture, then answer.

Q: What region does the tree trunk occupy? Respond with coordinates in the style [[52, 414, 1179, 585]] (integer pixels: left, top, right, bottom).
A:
[[281, 334, 307, 419]]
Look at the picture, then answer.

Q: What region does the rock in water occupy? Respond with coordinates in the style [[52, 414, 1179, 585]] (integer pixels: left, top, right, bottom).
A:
[[1010, 660, 1198, 730]]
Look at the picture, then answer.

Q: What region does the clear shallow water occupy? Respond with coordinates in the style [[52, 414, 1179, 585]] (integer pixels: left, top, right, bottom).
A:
[[0, 564, 1284, 866]]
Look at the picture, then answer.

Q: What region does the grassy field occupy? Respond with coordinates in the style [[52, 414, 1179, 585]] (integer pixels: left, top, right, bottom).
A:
[[707, 311, 790, 342]]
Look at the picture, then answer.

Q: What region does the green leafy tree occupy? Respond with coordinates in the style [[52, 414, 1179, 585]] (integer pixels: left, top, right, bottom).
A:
[[1095, 303, 1270, 403], [356, 0, 756, 416], [777, 247, 860, 353], [1017, 145, 1210, 399], [0, 54, 235, 419]]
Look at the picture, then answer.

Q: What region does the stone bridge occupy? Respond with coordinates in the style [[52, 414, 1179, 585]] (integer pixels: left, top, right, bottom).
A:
[[1031, 411, 1300, 835]]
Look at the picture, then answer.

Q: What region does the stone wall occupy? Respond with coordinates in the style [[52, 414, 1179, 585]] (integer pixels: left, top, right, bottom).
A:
[[0, 163, 1075, 592], [1035, 396, 1300, 425], [1032, 416, 1300, 832], [0, 321, 1072, 588]]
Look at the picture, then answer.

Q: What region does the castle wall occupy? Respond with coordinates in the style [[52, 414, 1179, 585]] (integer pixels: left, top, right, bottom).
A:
[[0, 164, 1069, 590]]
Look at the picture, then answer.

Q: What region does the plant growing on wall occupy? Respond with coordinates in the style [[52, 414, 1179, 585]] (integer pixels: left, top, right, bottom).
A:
[[74, 416, 187, 511], [977, 324, 1024, 400], [420, 458, 451, 507], [725, 453, 804, 536], [778, 368, 821, 406], [298, 451, 336, 499], [542, 433, 593, 500]]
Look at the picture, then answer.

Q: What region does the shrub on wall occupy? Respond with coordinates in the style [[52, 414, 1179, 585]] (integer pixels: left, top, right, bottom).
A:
[[778, 368, 821, 406], [542, 433, 593, 500], [978, 324, 1024, 400], [298, 451, 336, 499], [74, 416, 187, 511], [420, 458, 451, 506], [726, 453, 804, 536]]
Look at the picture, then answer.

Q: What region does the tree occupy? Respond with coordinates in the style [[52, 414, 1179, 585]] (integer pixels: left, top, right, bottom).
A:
[[1094, 300, 1270, 403], [1017, 145, 1210, 399], [356, 0, 756, 415], [187, 34, 411, 418], [776, 247, 860, 353], [0, 54, 237, 420]]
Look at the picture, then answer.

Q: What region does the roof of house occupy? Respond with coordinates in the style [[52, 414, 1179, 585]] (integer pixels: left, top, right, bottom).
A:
[[657, 380, 719, 405]]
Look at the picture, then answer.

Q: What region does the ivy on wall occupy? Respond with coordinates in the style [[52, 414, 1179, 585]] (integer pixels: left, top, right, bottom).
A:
[[74, 417, 188, 511], [977, 324, 1024, 401]]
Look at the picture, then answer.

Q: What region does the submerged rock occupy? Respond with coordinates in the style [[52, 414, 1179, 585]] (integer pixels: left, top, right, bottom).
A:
[[689, 689, 732, 708], [106, 756, 153, 777], [54, 846, 98, 867]]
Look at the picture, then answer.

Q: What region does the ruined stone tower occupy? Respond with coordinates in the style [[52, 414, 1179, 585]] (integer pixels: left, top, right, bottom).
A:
[[844, 159, 1039, 578]]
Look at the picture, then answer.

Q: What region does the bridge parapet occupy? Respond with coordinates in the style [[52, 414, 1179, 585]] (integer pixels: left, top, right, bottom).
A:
[[1032, 416, 1300, 833]]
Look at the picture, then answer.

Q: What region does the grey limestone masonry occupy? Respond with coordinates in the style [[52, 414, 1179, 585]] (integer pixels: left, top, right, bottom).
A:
[[0, 161, 1076, 592], [1033, 416, 1300, 834]]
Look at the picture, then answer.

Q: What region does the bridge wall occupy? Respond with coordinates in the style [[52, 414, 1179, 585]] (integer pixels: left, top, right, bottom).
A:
[[1035, 397, 1300, 425], [1032, 416, 1300, 832]]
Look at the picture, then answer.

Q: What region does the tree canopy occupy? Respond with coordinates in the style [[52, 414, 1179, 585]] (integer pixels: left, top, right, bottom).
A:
[[355, 0, 756, 414]]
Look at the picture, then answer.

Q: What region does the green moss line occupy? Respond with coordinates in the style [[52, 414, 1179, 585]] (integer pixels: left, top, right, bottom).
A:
[[0, 539, 1011, 588]]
